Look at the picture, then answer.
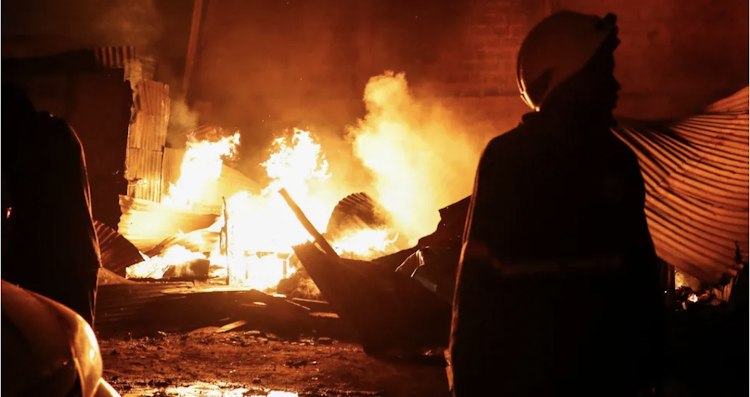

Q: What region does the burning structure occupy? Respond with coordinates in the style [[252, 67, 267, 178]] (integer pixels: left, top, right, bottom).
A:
[[3, 36, 747, 358], [101, 61, 748, 354]]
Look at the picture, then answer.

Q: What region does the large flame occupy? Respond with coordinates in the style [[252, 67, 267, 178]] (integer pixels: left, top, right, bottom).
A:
[[129, 71, 489, 290], [347, 71, 485, 243], [333, 228, 399, 260], [162, 133, 240, 208], [130, 129, 398, 291]]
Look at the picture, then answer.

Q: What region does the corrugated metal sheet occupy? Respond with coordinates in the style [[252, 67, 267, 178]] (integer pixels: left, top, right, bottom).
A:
[[94, 46, 154, 84], [94, 220, 144, 276], [326, 192, 391, 236], [94, 46, 137, 69], [135, 79, 171, 117], [118, 195, 218, 252], [128, 80, 170, 149], [125, 79, 170, 202], [125, 147, 164, 203], [613, 86, 749, 284], [128, 113, 169, 150]]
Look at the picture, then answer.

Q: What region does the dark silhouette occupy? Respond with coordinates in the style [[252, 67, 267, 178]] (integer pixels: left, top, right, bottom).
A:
[[449, 12, 664, 397], [1, 83, 101, 326]]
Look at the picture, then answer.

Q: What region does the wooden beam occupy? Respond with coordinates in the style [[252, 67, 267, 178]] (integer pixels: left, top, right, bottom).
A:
[[183, 0, 205, 99], [278, 188, 340, 259]]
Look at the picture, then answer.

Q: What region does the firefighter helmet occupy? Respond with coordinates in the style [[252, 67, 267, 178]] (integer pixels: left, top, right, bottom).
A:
[[516, 11, 618, 111]]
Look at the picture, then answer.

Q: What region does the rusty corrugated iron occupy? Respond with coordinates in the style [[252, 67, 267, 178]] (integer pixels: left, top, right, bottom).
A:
[[118, 195, 218, 252], [125, 79, 170, 202], [128, 80, 170, 149], [94, 220, 143, 276], [94, 46, 137, 69], [135, 79, 171, 117], [613, 86, 749, 284], [128, 113, 169, 150], [125, 147, 164, 203]]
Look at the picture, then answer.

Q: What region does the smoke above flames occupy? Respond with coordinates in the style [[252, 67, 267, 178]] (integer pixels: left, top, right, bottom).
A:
[[347, 71, 488, 242], [129, 71, 497, 288]]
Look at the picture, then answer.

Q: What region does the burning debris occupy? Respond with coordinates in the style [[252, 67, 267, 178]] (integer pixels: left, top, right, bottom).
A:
[[125, 127, 404, 292]]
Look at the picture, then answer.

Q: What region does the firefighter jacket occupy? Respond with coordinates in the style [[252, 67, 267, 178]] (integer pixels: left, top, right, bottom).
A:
[[448, 109, 664, 396]]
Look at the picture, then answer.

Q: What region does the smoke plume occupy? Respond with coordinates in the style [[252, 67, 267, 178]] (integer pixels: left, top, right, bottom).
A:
[[96, 0, 162, 53]]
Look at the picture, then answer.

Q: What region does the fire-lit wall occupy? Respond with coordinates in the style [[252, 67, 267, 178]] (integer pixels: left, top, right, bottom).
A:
[[192, 0, 747, 135], [551, 0, 749, 119]]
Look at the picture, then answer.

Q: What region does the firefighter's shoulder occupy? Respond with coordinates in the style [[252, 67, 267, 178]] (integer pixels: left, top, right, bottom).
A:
[[480, 126, 528, 165]]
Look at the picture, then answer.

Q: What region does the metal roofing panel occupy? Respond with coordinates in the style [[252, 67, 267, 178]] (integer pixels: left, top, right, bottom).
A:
[[125, 147, 164, 203], [94, 220, 144, 276], [136, 79, 171, 116], [94, 46, 137, 69], [128, 113, 169, 150], [117, 195, 218, 252], [613, 86, 749, 284], [128, 80, 170, 150]]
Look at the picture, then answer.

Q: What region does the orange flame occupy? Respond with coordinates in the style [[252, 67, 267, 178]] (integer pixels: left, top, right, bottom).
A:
[[131, 129, 398, 291], [347, 71, 485, 244], [162, 133, 240, 208]]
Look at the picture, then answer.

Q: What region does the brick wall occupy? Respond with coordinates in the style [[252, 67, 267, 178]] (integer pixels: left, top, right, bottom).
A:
[[192, 0, 747, 135], [551, 0, 748, 118], [192, 0, 540, 144], [418, 0, 545, 97], [419, 0, 748, 118]]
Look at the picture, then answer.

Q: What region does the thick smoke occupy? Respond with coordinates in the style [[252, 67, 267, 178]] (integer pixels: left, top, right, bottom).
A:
[[96, 0, 162, 53], [167, 99, 199, 148], [347, 71, 491, 243]]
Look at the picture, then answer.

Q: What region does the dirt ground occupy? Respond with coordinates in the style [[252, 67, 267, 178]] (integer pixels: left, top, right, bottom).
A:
[[101, 328, 452, 397]]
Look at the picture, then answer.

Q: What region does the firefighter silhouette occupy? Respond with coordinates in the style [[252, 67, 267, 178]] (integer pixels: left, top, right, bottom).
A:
[[2, 83, 102, 326], [449, 12, 664, 397]]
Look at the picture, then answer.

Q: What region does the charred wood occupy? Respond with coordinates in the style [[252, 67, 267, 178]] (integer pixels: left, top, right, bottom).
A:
[[279, 188, 339, 259]]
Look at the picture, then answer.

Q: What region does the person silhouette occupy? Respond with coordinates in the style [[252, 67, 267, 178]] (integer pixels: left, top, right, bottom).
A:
[[2, 83, 102, 326], [449, 12, 664, 397]]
